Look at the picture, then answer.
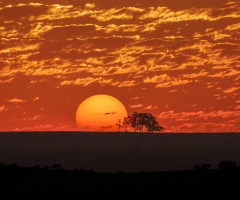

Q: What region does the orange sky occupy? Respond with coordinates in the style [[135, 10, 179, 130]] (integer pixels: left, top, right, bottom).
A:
[[0, 0, 240, 132]]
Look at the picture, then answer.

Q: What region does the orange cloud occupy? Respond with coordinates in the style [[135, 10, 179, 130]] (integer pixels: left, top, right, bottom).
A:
[[12, 124, 80, 132], [85, 3, 96, 9], [194, 28, 233, 41], [143, 74, 172, 83], [235, 105, 240, 110], [0, 44, 39, 54], [129, 104, 143, 108], [33, 97, 40, 101], [156, 80, 193, 88], [0, 105, 7, 112], [94, 7, 145, 22], [60, 77, 113, 87], [112, 80, 137, 87], [8, 98, 26, 103], [144, 105, 158, 110], [139, 2, 240, 23], [210, 69, 240, 78], [23, 115, 40, 121], [159, 110, 240, 121], [0, 3, 48, 20], [223, 87, 239, 93], [144, 74, 193, 88], [175, 122, 236, 133], [184, 70, 209, 79], [131, 96, 139, 100], [0, 77, 14, 83], [226, 22, 240, 31]]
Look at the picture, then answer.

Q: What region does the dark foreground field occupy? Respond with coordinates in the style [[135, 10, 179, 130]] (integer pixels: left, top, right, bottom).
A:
[[0, 131, 240, 198], [1, 162, 240, 198]]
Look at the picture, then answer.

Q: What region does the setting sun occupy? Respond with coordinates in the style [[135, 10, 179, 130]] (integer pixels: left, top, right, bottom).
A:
[[76, 94, 128, 132]]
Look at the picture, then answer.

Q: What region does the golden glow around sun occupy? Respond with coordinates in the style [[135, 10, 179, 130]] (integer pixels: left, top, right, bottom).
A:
[[76, 94, 128, 132]]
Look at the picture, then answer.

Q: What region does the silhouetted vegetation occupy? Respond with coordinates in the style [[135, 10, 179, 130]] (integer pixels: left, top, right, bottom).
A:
[[218, 161, 238, 170], [123, 112, 165, 132], [1, 160, 240, 180]]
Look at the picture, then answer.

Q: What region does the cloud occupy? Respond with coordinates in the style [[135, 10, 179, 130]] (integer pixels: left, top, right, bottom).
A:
[[33, 97, 40, 101], [0, 44, 39, 54], [42, 24, 97, 39], [131, 96, 139, 100], [235, 105, 240, 110], [129, 104, 143, 108], [223, 87, 239, 93], [85, 3, 96, 9], [183, 70, 209, 79], [144, 105, 158, 110], [94, 7, 144, 22], [206, 31, 231, 40], [210, 2, 240, 18], [60, 77, 99, 86], [143, 74, 172, 83], [0, 3, 48, 20], [210, 69, 240, 78], [99, 125, 113, 130], [8, 98, 26, 103], [31, 4, 81, 21], [226, 22, 240, 31], [0, 77, 14, 83], [175, 122, 236, 133], [112, 80, 137, 87], [105, 112, 117, 115], [158, 110, 240, 121], [138, 4, 240, 23], [98, 23, 157, 34], [148, 65, 171, 72], [143, 74, 193, 88], [60, 77, 112, 87], [0, 105, 7, 112], [23, 115, 40, 121], [12, 123, 80, 132]]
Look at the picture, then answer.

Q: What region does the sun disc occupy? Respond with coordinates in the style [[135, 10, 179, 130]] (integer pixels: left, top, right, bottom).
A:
[[76, 94, 128, 132]]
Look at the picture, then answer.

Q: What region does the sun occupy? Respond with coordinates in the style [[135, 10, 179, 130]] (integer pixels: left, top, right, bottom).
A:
[[76, 94, 128, 132]]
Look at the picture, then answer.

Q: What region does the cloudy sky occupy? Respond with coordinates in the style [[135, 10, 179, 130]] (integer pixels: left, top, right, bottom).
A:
[[0, 0, 240, 132]]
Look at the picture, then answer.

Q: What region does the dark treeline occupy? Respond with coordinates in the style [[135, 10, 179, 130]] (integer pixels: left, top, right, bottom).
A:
[[0, 160, 240, 179]]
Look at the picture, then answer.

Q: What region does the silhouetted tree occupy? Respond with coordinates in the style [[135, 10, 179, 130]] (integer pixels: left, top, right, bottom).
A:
[[123, 116, 130, 132], [125, 112, 164, 132], [116, 119, 122, 132]]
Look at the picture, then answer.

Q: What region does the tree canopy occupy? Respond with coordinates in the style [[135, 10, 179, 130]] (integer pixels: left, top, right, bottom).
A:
[[123, 112, 164, 133]]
